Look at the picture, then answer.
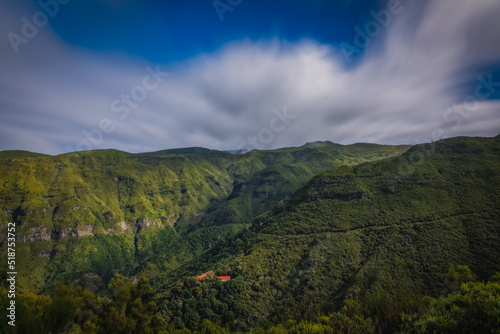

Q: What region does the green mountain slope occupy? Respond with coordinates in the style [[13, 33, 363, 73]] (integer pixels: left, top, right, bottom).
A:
[[0, 143, 409, 293], [191, 142, 409, 232], [178, 135, 500, 327]]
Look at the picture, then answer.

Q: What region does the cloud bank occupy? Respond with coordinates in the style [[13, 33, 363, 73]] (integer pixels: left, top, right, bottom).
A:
[[0, 0, 499, 154]]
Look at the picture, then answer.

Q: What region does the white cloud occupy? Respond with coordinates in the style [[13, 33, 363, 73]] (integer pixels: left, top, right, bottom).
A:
[[0, 0, 499, 154]]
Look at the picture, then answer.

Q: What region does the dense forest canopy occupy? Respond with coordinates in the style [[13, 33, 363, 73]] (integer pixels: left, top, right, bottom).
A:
[[1, 135, 500, 333]]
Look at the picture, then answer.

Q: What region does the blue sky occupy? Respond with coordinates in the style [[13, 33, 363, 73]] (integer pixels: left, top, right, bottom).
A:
[[51, 0, 374, 63], [1, 0, 500, 154]]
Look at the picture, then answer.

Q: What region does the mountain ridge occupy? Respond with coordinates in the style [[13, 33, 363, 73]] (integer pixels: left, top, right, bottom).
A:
[[1, 135, 499, 332], [0, 140, 410, 293], [0, 139, 414, 158], [163, 135, 500, 327]]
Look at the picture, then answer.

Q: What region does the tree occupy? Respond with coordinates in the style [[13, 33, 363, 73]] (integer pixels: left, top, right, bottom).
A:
[[411, 281, 500, 333], [446, 264, 476, 290]]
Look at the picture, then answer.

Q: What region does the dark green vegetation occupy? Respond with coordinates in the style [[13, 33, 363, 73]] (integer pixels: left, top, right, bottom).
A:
[[190, 135, 500, 327], [1, 267, 499, 333], [1, 135, 500, 333], [0, 142, 409, 293], [0, 275, 164, 334]]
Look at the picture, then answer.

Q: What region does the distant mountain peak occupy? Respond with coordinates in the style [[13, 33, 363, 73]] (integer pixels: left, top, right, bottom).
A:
[[301, 141, 336, 148]]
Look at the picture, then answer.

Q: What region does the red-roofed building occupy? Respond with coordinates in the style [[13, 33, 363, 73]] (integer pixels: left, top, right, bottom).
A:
[[196, 272, 231, 281], [197, 272, 208, 279]]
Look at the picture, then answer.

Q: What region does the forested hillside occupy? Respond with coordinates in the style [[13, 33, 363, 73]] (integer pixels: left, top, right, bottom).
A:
[[167, 135, 500, 330], [0, 142, 408, 293], [1, 135, 499, 333]]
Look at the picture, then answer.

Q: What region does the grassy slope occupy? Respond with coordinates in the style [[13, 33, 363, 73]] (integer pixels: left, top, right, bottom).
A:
[[0, 149, 234, 292], [194, 142, 410, 231], [185, 135, 500, 325], [0, 143, 409, 293]]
